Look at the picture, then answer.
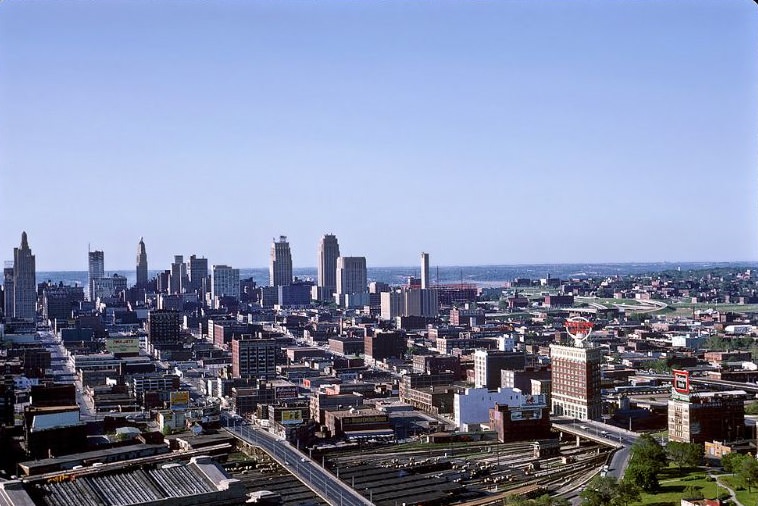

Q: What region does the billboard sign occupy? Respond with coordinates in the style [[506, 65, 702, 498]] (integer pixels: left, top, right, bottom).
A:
[[106, 337, 140, 355], [673, 369, 690, 395], [170, 390, 190, 410], [281, 410, 303, 424]]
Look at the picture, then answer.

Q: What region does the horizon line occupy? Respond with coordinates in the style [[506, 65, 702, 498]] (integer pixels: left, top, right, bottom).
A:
[[33, 259, 758, 273]]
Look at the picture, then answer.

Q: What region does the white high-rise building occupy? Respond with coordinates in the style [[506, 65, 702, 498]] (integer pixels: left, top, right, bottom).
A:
[[421, 252, 430, 289], [380, 287, 439, 320]]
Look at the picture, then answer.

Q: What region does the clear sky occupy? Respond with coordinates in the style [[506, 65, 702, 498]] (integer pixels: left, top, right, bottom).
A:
[[1, 0, 756, 271]]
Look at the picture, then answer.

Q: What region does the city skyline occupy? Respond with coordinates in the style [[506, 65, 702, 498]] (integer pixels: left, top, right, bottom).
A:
[[6, 231, 758, 274], [1, 0, 757, 270]]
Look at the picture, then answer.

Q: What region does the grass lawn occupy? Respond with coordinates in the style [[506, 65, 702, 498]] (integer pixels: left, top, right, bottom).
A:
[[720, 474, 758, 506], [634, 467, 719, 506], [633, 466, 758, 506]]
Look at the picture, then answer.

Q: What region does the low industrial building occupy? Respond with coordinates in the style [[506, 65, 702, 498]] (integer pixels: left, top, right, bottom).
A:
[[7, 456, 245, 506]]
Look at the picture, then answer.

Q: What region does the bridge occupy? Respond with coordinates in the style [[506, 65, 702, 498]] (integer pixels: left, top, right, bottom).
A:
[[551, 419, 624, 448], [224, 420, 372, 506]]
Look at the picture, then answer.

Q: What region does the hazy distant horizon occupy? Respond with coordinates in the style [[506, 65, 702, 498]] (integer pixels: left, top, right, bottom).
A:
[[35, 259, 758, 273], [34, 261, 758, 289]]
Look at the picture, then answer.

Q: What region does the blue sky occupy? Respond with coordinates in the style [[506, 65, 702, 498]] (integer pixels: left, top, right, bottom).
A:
[[1, 0, 756, 271]]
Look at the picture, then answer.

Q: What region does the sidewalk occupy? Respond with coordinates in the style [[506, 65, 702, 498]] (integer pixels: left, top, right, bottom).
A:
[[708, 473, 744, 506]]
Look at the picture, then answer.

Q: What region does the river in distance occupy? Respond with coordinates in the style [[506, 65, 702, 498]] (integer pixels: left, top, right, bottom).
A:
[[36, 262, 754, 289]]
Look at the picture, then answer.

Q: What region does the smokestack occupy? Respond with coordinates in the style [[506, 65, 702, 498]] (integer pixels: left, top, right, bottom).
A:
[[421, 252, 430, 289]]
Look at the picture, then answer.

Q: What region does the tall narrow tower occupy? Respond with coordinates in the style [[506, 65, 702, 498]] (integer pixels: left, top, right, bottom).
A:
[[136, 237, 148, 289], [270, 236, 293, 287], [88, 250, 105, 301], [421, 252, 430, 289], [12, 231, 36, 320], [318, 234, 340, 292]]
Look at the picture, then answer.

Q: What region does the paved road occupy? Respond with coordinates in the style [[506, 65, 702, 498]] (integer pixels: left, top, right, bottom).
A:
[[224, 418, 373, 506], [552, 418, 638, 505]]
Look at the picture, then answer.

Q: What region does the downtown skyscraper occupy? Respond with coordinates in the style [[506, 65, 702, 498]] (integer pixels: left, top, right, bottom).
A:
[[188, 254, 209, 295], [136, 237, 148, 289], [317, 234, 340, 292], [170, 255, 187, 294], [88, 250, 104, 301], [336, 256, 367, 296], [269, 236, 293, 287], [12, 231, 36, 320]]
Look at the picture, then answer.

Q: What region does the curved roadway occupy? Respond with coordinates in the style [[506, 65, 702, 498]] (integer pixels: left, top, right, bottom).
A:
[[223, 418, 373, 506]]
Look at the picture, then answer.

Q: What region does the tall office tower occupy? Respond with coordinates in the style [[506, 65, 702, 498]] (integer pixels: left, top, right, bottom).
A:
[[317, 234, 340, 291], [269, 236, 293, 287], [88, 250, 105, 302], [13, 232, 37, 320], [188, 254, 209, 294], [231, 337, 278, 379], [211, 265, 240, 302], [421, 252, 430, 289], [169, 255, 187, 294], [550, 344, 602, 421], [336, 256, 367, 296], [3, 263, 14, 317], [136, 237, 148, 289]]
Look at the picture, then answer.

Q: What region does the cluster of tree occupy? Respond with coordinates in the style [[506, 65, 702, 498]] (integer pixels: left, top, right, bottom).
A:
[[721, 452, 758, 492], [579, 475, 639, 506], [625, 434, 668, 491], [666, 441, 704, 471], [703, 335, 757, 353], [505, 494, 570, 506]]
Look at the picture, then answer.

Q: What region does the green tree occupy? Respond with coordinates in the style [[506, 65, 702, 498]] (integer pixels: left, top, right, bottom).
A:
[[704, 335, 726, 351], [666, 441, 703, 471], [625, 462, 659, 492], [505, 495, 570, 506], [630, 434, 667, 473], [648, 358, 671, 374], [579, 475, 640, 506], [737, 455, 758, 492], [721, 452, 745, 473]]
